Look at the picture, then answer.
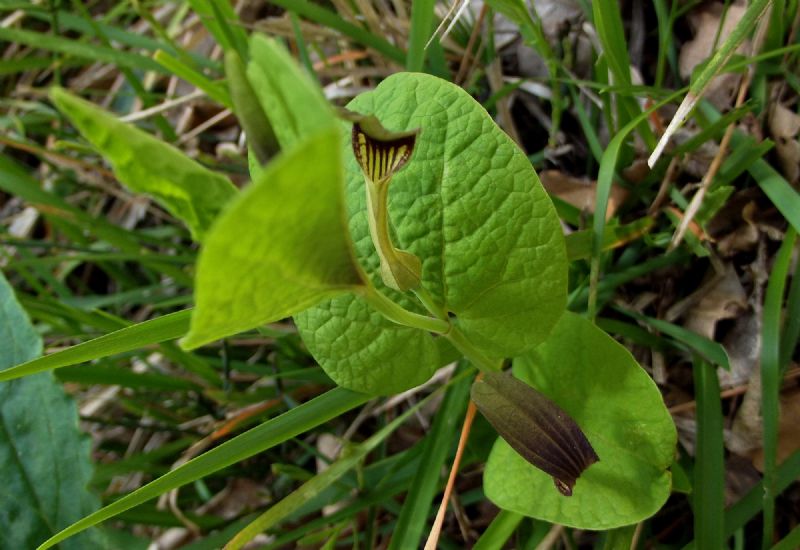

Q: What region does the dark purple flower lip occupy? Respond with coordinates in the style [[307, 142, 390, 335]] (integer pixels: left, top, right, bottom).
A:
[[471, 371, 599, 496]]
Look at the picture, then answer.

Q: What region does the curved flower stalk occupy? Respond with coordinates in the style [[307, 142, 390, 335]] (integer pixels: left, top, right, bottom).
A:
[[347, 111, 423, 292]]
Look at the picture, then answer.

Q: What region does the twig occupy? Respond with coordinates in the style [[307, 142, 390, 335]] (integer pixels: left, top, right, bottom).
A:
[[177, 108, 232, 145], [120, 89, 206, 122], [669, 9, 771, 249], [424, 395, 478, 550], [535, 524, 565, 550], [454, 4, 487, 85], [669, 367, 800, 415]]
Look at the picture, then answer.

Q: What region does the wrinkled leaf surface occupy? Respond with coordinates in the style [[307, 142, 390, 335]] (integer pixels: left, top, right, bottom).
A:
[[297, 73, 567, 394]]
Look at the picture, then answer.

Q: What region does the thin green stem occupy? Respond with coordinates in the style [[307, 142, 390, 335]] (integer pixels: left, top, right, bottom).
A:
[[362, 287, 449, 334], [366, 180, 393, 265], [445, 325, 503, 373], [365, 179, 421, 291], [413, 286, 448, 320]]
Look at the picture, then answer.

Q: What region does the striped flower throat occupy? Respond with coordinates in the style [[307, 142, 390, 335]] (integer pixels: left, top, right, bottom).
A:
[[349, 116, 422, 292]]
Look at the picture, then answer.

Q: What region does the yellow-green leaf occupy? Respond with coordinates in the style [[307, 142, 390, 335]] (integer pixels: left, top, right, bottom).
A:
[[50, 87, 237, 241], [182, 127, 365, 349]]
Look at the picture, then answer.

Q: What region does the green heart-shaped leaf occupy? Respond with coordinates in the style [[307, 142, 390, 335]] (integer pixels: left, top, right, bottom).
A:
[[297, 73, 567, 394], [484, 312, 676, 529]]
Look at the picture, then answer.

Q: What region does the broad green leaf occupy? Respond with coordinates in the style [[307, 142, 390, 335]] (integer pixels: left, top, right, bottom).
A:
[[296, 293, 439, 395], [297, 73, 567, 394], [484, 312, 676, 529], [246, 35, 334, 151], [182, 127, 365, 350], [50, 87, 237, 241], [0, 271, 104, 550]]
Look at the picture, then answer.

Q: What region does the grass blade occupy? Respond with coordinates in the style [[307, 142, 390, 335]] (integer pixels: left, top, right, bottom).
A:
[[696, 102, 800, 236], [648, 0, 770, 166], [265, 0, 404, 64], [0, 310, 191, 382], [780, 256, 800, 370], [588, 89, 683, 319], [0, 154, 191, 284], [224, 380, 459, 549], [693, 357, 725, 550], [616, 308, 731, 369], [745, 147, 800, 236], [388, 371, 471, 549], [761, 228, 797, 549], [723, 450, 800, 537], [591, 0, 654, 147], [36, 387, 369, 549], [406, 0, 436, 71], [0, 26, 165, 73], [154, 50, 232, 109], [472, 510, 523, 550], [772, 524, 800, 550], [187, 0, 248, 57]]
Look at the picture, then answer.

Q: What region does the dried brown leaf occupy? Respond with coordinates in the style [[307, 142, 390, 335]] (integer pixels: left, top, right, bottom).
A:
[[750, 386, 800, 472], [684, 265, 747, 339], [678, 3, 748, 109], [768, 103, 800, 185], [539, 170, 628, 219]]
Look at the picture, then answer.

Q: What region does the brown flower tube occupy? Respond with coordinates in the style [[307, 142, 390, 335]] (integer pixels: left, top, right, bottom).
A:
[[471, 371, 599, 496]]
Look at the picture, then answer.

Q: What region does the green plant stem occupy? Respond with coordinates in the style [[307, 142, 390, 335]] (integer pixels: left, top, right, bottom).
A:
[[444, 325, 503, 372], [366, 180, 395, 268], [413, 285, 448, 320], [362, 287, 449, 334], [365, 179, 421, 291]]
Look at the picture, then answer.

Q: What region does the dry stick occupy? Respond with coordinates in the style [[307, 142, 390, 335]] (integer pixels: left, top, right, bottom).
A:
[[177, 108, 232, 145], [668, 65, 755, 248], [120, 89, 206, 122], [669, 8, 773, 248], [486, 58, 522, 146], [648, 154, 682, 216], [454, 3, 488, 85], [426, 0, 469, 49], [631, 521, 645, 549], [669, 367, 800, 415], [463, 35, 487, 89], [535, 524, 565, 550], [424, 398, 478, 550]]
